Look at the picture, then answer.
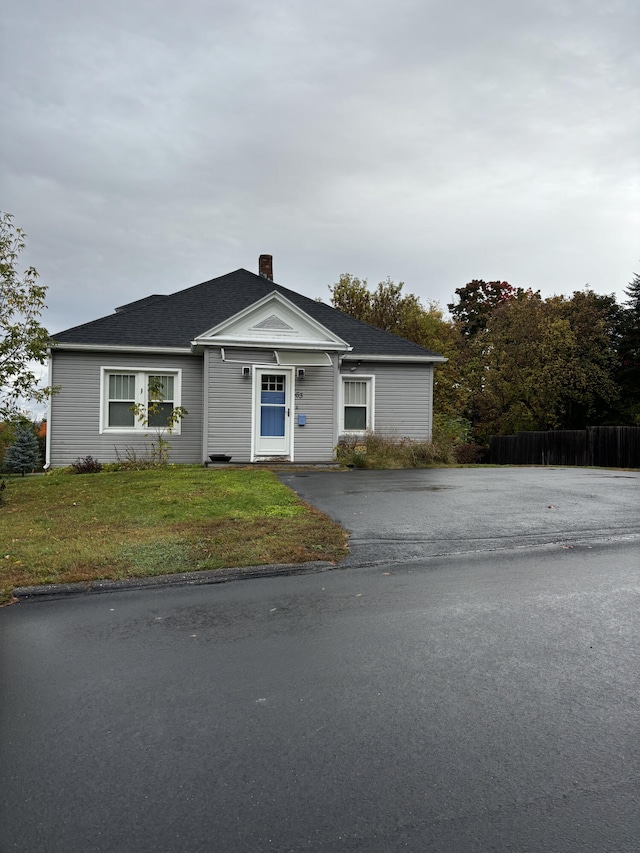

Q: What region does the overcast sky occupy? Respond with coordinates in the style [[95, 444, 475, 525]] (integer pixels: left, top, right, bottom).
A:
[[2, 0, 638, 337]]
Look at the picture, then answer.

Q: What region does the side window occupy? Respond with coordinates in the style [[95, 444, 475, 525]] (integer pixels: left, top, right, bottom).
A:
[[341, 377, 373, 433]]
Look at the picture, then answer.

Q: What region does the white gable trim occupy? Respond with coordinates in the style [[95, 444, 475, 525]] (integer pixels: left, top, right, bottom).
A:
[[192, 290, 351, 352]]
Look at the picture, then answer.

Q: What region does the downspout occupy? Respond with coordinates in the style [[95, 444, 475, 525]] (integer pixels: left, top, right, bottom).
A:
[[333, 355, 341, 453], [44, 348, 53, 469], [202, 348, 210, 464]]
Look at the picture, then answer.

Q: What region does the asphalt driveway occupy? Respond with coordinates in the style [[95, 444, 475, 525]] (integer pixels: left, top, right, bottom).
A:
[[278, 466, 640, 565]]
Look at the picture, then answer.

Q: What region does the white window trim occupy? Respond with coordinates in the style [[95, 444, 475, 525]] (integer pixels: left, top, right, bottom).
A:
[[339, 374, 375, 434], [100, 367, 183, 434]]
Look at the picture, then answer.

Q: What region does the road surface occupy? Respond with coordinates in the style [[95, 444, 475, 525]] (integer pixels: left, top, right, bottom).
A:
[[1, 468, 639, 851]]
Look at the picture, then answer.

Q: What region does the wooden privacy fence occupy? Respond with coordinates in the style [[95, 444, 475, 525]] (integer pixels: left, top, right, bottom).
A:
[[486, 426, 640, 468]]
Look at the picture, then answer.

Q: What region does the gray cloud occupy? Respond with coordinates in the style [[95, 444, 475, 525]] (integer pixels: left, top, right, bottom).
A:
[[2, 0, 638, 336]]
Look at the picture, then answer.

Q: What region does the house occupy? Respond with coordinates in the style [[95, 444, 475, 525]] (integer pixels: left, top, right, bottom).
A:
[[46, 257, 445, 466]]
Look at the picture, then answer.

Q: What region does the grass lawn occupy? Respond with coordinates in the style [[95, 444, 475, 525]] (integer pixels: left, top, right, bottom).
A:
[[0, 467, 348, 604]]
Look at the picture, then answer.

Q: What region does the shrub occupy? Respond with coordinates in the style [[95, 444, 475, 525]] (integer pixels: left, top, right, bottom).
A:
[[112, 445, 167, 470], [404, 439, 448, 466], [335, 433, 454, 469], [432, 414, 472, 445], [431, 416, 488, 464], [71, 455, 103, 474], [454, 443, 486, 464]]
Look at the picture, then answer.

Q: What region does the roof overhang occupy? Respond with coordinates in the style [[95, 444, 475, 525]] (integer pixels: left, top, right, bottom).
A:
[[275, 350, 333, 366], [201, 338, 347, 351]]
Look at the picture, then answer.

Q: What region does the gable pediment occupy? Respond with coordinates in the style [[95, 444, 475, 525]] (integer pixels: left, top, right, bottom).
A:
[[251, 314, 294, 332], [193, 291, 350, 351]]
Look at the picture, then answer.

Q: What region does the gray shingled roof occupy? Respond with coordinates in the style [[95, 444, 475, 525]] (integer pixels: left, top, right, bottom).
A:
[[53, 268, 443, 359]]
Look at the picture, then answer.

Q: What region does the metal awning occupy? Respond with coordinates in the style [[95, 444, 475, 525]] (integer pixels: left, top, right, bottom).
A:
[[274, 350, 333, 366]]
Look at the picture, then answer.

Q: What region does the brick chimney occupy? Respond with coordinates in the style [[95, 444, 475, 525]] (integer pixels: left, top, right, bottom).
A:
[[258, 254, 273, 281]]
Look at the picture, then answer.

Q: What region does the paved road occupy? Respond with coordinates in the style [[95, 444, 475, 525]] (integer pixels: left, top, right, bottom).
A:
[[1, 468, 639, 852]]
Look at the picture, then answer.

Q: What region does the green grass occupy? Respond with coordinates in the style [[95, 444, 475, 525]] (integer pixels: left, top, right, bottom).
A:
[[0, 467, 348, 604]]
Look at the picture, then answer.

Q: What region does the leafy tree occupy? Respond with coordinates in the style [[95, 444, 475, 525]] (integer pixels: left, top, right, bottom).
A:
[[469, 289, 620, 439], [2, 421, 41, 476], [0, 213, 52, 419], [330, 272, 626, 442], [330, 274, 427, 340], [467, 290, 545, 438], [447, 280, 520, 337], [329, 274, 468, 419], [548, 289, 621, 428], [328, 274, 374, 323]]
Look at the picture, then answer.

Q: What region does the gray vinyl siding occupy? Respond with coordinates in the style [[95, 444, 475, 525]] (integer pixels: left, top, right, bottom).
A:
[[205, 349, 337, 462], [205, 350, 253, 461], [222, 348, 276, 364], [50, 350, 433, 467], [49, 351, 203, 466], [291, 359, 336, 462], [340, 362, 434, 441]]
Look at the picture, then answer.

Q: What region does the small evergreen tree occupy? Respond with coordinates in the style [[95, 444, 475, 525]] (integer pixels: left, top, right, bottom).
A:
[[2, 422, 41, 476], [617, 270, 640, 424]]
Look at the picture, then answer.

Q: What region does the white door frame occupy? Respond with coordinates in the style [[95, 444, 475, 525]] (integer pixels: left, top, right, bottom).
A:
[[252, 367, 293, 460]]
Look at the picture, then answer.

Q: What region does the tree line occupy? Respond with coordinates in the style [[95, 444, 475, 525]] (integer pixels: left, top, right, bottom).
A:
[[330, 272, 640, 443]]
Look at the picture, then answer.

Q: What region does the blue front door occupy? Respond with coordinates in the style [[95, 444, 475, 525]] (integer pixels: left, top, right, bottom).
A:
[[255, 370, 290, 456]]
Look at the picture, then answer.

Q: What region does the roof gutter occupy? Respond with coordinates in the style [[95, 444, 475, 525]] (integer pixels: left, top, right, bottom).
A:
[[341, 353, 448, 363], [50, 343, 194, 355], [192, 337, 351, 352]]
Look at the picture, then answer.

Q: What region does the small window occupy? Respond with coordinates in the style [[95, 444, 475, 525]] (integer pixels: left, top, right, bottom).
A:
[[341, 377, 374, 433]]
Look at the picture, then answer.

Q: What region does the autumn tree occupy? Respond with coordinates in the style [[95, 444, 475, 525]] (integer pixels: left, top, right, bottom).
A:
[[330, 272, 626, 443], [330, 274, 430, 341], [0, 214, 51, 419], [447, 280, 519, 338], [466, 290, 544, 438], [469, 289, 621, 440], [329, 274, 468, 417], [548, 289, 621, 428]]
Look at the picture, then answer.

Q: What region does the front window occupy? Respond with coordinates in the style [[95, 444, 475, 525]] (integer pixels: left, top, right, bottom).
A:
[[108, 374, 136, 427], [341, 377, 374, 433], [102, 369, 182, 432]]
